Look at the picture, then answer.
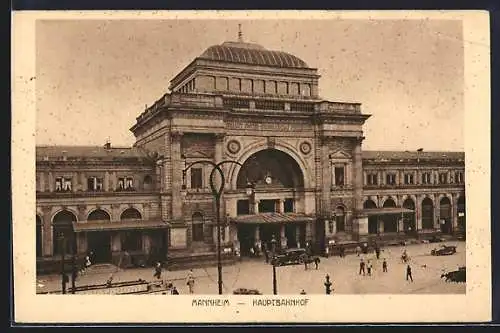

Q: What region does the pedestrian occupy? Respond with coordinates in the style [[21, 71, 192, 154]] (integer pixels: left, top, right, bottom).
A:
[[300, 289, 307, 295], [406, 264, 413, 282], [340, 246, 345, 258], [382, 259, 388, 272], [359, 258, 365, 275], [375, 246, 381, 260], [355, 245, 361, 256], [172, 286, 179, 295], [249, 246, 255, 257], [367, 260, 372, 276], [325, 245, 330, 258], [153, 261, 162, 280], [186, 269, 195, 294], [263, 243, 269, 263], [304, 259, 308, 270], [314, 257, 320, 270]]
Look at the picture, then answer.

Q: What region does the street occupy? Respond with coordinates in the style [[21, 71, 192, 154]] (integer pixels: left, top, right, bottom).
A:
[[37, 241, 466, 295]]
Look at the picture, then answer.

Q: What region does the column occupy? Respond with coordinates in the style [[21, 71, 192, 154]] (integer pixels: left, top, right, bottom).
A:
[[280, 224, 286, 248], [39, 172, 45, 192], [254, 200, 260, 215], [416, 195, 422, 232], [296, 224, 301, 247], [378, 219, 384, 234], [171, 131, 183, 221], [434, 194, 441, 230], [413, 170, 417, 185], [77, 205, 87, 221], [142, 233, 150, 253], [254, 225, 260, 242], [42, 206, 52, 256], [48, 172, 53, 192], [452, 193, 458, 233], [72, 172, 78, 192], [346, 163, 351, 186], [353, 137, 365, 237], [111, 232, 122, 252], [363, 170, 367, 187], [381, 170, 386, 185], [111, 172, 117, 191], [104, 171, 110, 192], [278, 199, 284, 213], [321, 137, 331, 215]]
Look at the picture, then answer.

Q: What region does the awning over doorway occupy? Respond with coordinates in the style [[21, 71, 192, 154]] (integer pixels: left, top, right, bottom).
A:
[[72, 219, 171, 233], [230, 213, 315, 224], [359, 208, 414, 216]]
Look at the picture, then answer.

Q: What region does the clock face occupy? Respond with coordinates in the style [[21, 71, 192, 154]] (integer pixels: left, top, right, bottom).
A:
[[265, 176, 272, 184]]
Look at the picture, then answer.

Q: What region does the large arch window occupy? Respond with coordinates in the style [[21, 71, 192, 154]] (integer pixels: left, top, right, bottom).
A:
[[402, 198, 416, 233], [422, 197, 434, 230], [382, 198, 398, 233], [88, 209, 111, 221], [36, 215, 43, 257], [439, 197, 452, 234], [364, 199, 378, 234], [120, 208, 142, 220], [192, 212, 204, 242], [52, 210, 77, 255], [236, 149, 304, 189]]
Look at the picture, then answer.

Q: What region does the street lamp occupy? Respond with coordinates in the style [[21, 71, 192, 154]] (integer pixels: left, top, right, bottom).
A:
[[272, 262, 278, 295], [182, 158, 245, 295], [58, 232, 67, 294]]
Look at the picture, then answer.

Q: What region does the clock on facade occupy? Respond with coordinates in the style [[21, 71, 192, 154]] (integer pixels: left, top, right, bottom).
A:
[[265, 176, 272, 184]]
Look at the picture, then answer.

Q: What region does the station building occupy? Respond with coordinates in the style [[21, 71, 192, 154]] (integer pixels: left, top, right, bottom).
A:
[[35, 37, 465, 272]]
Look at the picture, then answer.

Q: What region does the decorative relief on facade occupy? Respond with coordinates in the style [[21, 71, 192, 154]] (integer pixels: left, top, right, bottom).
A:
[[227, 140, 241, 155], [299, 141, 312, 155], [267, 137, 276, 149], [226, 120, 311, 132]]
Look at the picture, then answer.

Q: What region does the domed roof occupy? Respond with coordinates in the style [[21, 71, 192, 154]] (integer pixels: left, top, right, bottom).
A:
[[199, 41, 309, 69]]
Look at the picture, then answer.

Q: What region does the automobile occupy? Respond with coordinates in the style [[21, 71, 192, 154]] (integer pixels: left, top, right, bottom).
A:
[[431, 244, 457, 256], [428, 235, 446, 243], [270, 248, 309, 267], [233, 288, 262, 295], [441, 266, 466, 283]]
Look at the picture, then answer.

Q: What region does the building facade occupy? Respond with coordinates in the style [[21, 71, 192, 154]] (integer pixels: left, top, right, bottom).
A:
[[36, 39, 465, 271]]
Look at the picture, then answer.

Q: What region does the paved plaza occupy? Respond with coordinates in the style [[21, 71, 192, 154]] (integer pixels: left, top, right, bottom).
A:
[[36, 241, 466, 295]]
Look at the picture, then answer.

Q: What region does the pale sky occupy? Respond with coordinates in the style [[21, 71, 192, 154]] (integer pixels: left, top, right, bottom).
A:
[[35, 18, 464, 151]]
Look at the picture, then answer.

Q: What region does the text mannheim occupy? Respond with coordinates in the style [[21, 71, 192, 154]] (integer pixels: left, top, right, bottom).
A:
[[36, 39, 466, 272]]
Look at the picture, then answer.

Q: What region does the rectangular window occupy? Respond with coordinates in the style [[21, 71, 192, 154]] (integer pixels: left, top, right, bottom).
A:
[[237, 200, 250, 215], [455, 171, 464, 183], [55, 177, 72, 192], [422, 172, 431, 184], [190, 168, 203, 189], [439, 173, 448, 184], [404, 173, 414, 185], [386, 173, 396, 185], [335, 166, 345, 186], [367, 173, 378, 185], [117, 177, 134, 191], [284, 199, 294, 213], [87, 177, 103, 191]]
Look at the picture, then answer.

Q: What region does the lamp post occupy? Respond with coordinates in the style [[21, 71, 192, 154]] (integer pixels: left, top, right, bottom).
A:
[[182, 158, 248, 295], [58, 232, 67, 294], [272, 262, 278, 295], [70, 233, 77, 294]]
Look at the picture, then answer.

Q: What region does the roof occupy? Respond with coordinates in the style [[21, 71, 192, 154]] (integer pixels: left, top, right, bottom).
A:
[[36, 145, 153, 161], [199, 41, 309, 69], [359, 207, 415, 216], [230, 213, 315, 224], [72, 219, 170, 233], [362, 150, 464, 161]]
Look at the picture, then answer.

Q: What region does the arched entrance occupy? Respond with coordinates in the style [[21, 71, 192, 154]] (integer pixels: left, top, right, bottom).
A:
[[382, 198, 398, 232], [36, 215, 43, 257], [364, 199, 378, 234], [439, 197, 452, 234], [422, 197, 434, 230], [402, 198, 416, 233], [52, 210, 76, 256], [457, 196, 466, 234], [87, 209, 111, 263], [121, 208, 143, 253], [235, 148, 307, 252]]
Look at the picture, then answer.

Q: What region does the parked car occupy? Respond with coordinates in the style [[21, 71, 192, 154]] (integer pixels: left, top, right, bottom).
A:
[[431, 244, 457, 256], [441, 266, 466, 283], [233, 288, 262, 295], [270, 248, 309, 267], [428, 235, 446, 243]]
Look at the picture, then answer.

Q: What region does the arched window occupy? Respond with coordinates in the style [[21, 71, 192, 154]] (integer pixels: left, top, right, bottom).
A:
[[364, 199, 378, 234], [422, 197, 434, 229], [52, 210, 76, 255], [382, 198, 397, 233], [192, 212, 204, 242], [120, 208, 142, 220], [36, 215, 43, 257], [402, 198, 416, 233], [88, 209, 111, 221], [335, 206, 345, 232], [439, 197, 452, 234], [143, 175, 153, 190]]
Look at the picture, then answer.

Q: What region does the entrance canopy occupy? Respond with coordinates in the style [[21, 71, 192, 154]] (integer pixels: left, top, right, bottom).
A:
[[359, 207, 414, 216], [72, 219, 171, 233], [230, 213, 314, 224]]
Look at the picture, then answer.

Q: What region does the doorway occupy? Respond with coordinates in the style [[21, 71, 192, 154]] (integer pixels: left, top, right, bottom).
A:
[[285, 224, 297, 248], [87, 232, 112, 263]]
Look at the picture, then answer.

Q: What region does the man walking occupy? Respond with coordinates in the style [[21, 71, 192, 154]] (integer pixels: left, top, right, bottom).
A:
[[153, 261, 162, 280], [314, 257, 320, 270], [367, 260, 373, 276], [382, 258, 388, 272], [406, 264, 413, 282], [359, 258, 366, 276], [186, 269, 195, 294]]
